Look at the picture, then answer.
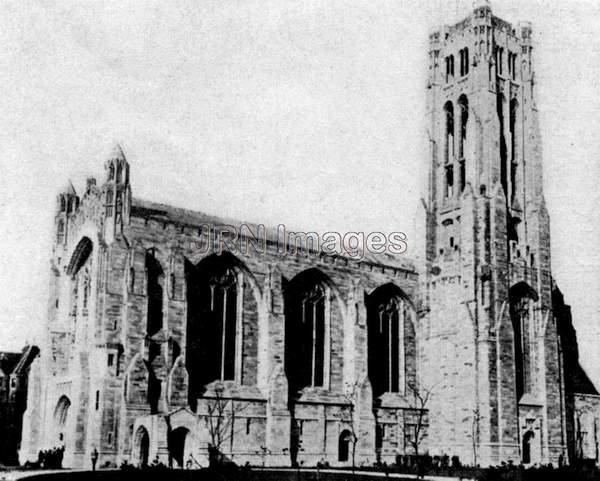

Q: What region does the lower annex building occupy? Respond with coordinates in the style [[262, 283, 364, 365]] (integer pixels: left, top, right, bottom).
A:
[[19, 0, 600, 470]]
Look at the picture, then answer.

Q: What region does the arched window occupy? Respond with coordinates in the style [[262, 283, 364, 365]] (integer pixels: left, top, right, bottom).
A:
[[458, 95, 469, 192], [82, 267, 91, 311], [57, 220, 65, 244], [106, 189, 114, 216], [367, 285, 413, 397], [146, 249, 164, 336], [444, 101, 454, 166], [285, 270, 331, 393], [445, 55, 455, 83], [129, 267, 135, 293], [510, 99, 519, 202], [508, 52, 517, 80], [460, 48, 469, 76], [67, 237, 93, 324], [445, 164, 454, 198], [496, 47, 504, 76], [497, 93, 508, 196], [509, 283, 538, 399], [186, 254, 243, 404]]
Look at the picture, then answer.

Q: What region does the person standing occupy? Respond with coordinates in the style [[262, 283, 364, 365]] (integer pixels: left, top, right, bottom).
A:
[[91, 447, 99, 472]]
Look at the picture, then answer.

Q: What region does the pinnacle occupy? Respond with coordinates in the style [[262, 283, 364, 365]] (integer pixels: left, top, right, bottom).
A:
[[64, 180, 77, 196], [109, 142, 126, 161]]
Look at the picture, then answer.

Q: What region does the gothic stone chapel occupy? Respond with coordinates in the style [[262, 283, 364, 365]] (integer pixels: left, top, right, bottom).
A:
[[19, 1, 596, 469]]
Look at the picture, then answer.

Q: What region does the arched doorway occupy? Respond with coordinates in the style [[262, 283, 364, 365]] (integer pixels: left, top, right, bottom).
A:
[[53, 396, 71, 447], [134, 426, 150, 467], [169, 427, 190, 468], [338, 430, 352, 462], [522, 430, 534, 464]]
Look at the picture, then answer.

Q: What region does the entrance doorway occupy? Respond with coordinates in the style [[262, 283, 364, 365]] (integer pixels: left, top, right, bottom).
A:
[[134, 426, 150, 467], [522, 430, 535, 464], [169, 427, 190, 468], [338, 430, 352, 462]]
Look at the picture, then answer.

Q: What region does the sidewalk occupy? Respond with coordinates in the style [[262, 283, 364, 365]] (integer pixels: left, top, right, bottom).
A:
[[1, 467, 475, 481], [0, 470, 96, 481], [262, 467, 474, 481]]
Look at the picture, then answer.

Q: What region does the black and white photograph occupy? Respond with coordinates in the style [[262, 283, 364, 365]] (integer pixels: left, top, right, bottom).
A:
[[1, 1, 599, 480]]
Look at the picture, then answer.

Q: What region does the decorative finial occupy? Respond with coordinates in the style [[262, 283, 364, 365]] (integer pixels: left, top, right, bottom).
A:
[[108, 142, 126, 161]]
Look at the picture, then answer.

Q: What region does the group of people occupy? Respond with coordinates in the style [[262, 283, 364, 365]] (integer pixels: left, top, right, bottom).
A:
[[37, 446, 65, 469]]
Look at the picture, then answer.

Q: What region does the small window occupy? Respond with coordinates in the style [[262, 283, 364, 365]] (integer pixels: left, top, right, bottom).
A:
[[449, 237, 454, 247], [246, 418, 251, 435], [445, 165, 454, 198], [108, 432, 113, 444], [108, 354, 114, 367], [95, 390, 100, 411]]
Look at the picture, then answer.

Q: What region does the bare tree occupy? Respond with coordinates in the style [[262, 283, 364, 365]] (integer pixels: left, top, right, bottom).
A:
[[204, 384, 248, 467], [341, 382, 360, 472], [575, 408, 584, 460], [405, 382, 433, 458], [466, 407, 483, 466]]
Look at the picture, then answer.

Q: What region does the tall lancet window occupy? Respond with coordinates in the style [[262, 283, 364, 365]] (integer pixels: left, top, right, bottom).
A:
[[509, 283, 537, 400], [444, 101, 454, 165], [510, 98, 519, 202], [285, 270, 330, 393], [367, 285, 413, 397], [458, 95, 469, 192], [146, 249, 164, 337], [82, 267, 91, 312], [186, 254, 243, 405]]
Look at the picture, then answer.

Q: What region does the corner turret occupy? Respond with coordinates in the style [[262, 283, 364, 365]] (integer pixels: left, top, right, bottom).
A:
[[55, 182, 80, 247], [103, 143, 131, 243]]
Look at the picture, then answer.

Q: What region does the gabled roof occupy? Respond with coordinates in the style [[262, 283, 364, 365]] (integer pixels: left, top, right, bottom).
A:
[[130, 198, 417, 274]]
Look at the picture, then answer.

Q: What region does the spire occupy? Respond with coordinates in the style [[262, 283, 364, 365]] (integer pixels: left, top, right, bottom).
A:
[[66, 180, 76, 196], [473, 0, 491, 10], [109, 142, 126, 161]]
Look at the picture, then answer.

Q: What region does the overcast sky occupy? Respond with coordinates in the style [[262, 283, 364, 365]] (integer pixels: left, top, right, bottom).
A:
[[1, 0, 599, 383]]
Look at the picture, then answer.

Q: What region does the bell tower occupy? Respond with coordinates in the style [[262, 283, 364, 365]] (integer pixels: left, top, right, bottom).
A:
[[419, 0, 565, 465]]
